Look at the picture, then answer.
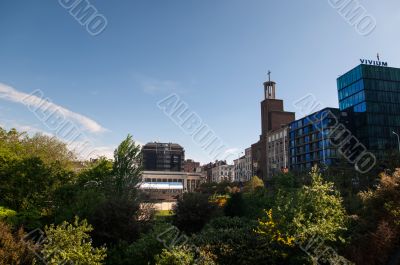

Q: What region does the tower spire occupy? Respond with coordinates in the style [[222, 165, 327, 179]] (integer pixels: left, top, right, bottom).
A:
[[264, 70, 276, 99]]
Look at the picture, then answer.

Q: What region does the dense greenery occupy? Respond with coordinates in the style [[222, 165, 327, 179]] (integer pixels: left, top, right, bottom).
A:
[[1, 126, 400, 264], [42, 217, 107, 264]]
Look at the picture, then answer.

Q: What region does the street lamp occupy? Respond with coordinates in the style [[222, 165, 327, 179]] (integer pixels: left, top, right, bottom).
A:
[[392, 131, 400, 152]]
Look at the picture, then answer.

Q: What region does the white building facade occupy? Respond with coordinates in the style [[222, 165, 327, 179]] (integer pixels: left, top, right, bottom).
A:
[[266, 126, 289, 178], [211, 164, 235, 183], [233, 147, 253, 182]]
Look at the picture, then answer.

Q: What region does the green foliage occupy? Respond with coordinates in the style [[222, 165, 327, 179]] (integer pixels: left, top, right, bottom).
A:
[[273, 172, 301, 191], [243, 176, 264, 193], [345, 169, 400, 264], [256, 209, 295, 247], [224, 192, 245, 217], [198, 181, 241, 195], [42, 217, 106, 265], [89, 198, 141, 246], [9, 208, 43, 230], [0, 127, 76, 168], [173, 193, 217, 234], [155, 247, 195, 265], [242, 188, 273, 219], [53, 136, 147, 247], [53, 159, 112, 223], [106, 222, 173, 265], [0, 220, 37, 265], [193, 216, 292, 265], [21, 133, 76, 169], [0, 206, 16, 220], [111, 134, 142, 201], [275, 166, 347, 244]]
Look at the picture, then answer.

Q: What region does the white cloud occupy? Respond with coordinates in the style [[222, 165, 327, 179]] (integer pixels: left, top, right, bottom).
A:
[[132, 73, 185, 95], [87, 145, 115, 159], [0, 83, 107, 133], [0, 119, 54, 137]]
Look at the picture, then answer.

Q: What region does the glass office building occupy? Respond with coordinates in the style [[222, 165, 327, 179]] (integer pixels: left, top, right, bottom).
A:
[[289, 108, 344, 171], [142, 142, 185, 171], [337, 64, 400, 158]]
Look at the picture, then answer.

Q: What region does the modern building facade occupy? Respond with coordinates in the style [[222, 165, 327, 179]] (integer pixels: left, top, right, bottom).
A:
[[337, 62, 400, 158], [212, 164, 235, 183], [266, 126, 290, 177], [289, 108, 347, 171], [252, 78, 295, 180], [142, 142, 184, 171]]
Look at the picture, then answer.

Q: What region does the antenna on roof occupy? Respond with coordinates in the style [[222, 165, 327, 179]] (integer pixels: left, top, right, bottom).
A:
[[377, 53, 380, 61]]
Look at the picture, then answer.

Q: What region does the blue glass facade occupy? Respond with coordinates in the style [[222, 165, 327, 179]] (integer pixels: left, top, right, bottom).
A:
[[337, 64, 400, 158], [289, 108, 341, 171]]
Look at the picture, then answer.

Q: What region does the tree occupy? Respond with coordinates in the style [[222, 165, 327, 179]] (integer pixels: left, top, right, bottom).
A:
[[0, 157, 72, 212], [21, 134, 76, 169], [53, 158, 112, 223], [155, 247, 194, 265], [173, 193, 217, 234], [42, 217, 106, 265], [111, 134, 142, 201], [0, 127, 76, 168], [87, 135, 145, 246], [345, 169, 400, 265], [275, 166, 347, 244], [243, 176, 264, 193]]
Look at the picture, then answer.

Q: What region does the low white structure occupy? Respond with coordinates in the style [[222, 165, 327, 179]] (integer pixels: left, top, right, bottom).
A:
[[140, 171, 205, 201], [211, 164, 235, 183]]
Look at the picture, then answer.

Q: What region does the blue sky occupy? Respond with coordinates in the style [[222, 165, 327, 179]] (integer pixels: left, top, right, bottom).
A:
[[0, 0, 399, 163]]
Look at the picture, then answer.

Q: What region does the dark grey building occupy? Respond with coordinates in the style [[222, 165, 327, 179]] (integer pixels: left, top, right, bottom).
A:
[[142, 142, 185, 171]]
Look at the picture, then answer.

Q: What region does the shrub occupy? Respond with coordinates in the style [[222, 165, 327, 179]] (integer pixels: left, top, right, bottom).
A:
[[224, 192, 245, 217], [89, 198, 141, 246], [0, 220, 37, 265], [42, 217, 106, 265], [243, 176, 264, 193], [192, 216, 279, 265], [173, 193, 217, 234], [106, 222, 174, 265], [155, 247, 194, 265]]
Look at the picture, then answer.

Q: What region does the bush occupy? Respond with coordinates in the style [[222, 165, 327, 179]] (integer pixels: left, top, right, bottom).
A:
[[42, 217, 106, 265], [89, 198, 141, 246], [192, 216, 281, 265], [0, 220, 37, 265], [173, 193, 217, 234], [242, 188, 273, 219], [243, 176, 264, 193], [224, 192, 245, 217], [155, 247, 194, 265], [106, 222, 173, 265]]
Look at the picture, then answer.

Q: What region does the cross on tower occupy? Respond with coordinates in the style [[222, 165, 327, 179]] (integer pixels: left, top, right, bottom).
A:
[[267, 70, 271, 82]]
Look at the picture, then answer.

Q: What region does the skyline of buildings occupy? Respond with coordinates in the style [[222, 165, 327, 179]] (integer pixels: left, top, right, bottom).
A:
[[139, 58, 400, 184]]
